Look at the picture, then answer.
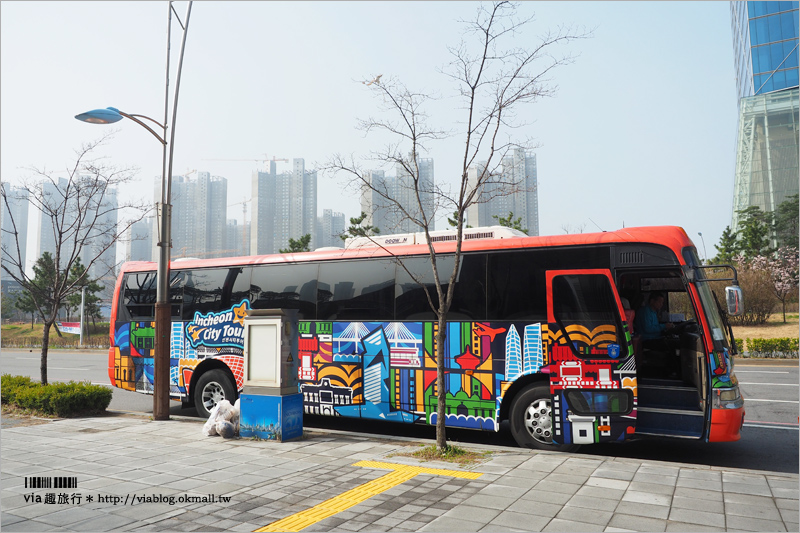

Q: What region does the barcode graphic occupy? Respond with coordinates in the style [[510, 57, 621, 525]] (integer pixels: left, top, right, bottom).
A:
[[24, 476, 77, 489]]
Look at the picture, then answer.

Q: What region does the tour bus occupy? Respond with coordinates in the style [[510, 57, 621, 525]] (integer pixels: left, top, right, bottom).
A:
[[108, 225, 745, 450]]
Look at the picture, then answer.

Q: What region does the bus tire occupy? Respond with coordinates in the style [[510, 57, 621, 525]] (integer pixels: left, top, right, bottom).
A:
[[193, 369, 236, 418], [509, 384, 580, 452]]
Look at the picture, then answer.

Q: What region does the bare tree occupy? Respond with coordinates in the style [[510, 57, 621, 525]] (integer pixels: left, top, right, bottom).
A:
[[1, 134, 149, 384], [327, 2, 589, 451]]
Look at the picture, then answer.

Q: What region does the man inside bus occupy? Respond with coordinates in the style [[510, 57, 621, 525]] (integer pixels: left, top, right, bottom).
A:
[[635, 291, 674, 342], [635, 291, 679, 378]]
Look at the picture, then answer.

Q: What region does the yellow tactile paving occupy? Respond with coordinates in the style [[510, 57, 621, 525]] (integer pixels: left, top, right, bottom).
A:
[[255, 460, 483, 532]]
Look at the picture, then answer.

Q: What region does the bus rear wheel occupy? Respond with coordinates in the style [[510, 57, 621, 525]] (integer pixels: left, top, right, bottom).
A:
[[510, 384, 580, 452], [193, 369, 236, 418]]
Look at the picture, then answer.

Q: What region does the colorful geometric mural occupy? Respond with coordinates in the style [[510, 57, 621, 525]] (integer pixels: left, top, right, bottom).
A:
[[112, 299, 639, 445]]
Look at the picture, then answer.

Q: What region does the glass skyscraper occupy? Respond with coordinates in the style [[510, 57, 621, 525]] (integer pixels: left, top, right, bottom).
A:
[[730, 1, 799, 231], [731, 1, 799, 98]]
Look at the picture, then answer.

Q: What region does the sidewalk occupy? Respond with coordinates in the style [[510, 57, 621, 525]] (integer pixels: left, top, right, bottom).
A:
[[1, 413, 797, 532]]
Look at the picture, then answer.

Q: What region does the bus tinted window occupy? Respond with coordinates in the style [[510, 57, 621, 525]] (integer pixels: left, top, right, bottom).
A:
[[250, 263, 318, 319], [317, 260, 395, 320], [123, 272, 157, 320], [449, 254, 487, 320], [487, 251, 547, 321], [394, 254, 486, 320], [180, 269, 233, 319], [395, 256, 453, 320], [552, 273, 622, 354]]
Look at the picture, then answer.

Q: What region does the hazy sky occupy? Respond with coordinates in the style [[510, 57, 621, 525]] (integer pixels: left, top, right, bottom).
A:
[[1, 1, 738, 264]]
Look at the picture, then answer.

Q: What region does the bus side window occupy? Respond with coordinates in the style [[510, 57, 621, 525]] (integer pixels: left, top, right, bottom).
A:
[[317, 260, 395, 321], [552, 274, 623, 355], [487, 251, 547, 321], [250, 263, 318, 320], [395, 256, 454, 320], [123, 273, 157, 320], [180, 269, 230, 320]]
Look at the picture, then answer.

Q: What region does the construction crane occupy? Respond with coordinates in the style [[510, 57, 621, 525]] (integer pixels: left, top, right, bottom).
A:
[[200, 155, 289, 172], [228, 197, 251, 256], [184, 168, 197, 178]]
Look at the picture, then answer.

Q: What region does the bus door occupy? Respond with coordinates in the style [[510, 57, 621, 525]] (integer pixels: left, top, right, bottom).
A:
[[546, 269, 637, 445]]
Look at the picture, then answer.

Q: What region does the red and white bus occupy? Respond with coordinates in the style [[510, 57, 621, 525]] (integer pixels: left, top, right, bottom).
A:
[[108, 225, 745, 450]]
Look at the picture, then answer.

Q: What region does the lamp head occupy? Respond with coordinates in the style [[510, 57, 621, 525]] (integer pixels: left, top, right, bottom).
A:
[[75, 107, 124, 124]]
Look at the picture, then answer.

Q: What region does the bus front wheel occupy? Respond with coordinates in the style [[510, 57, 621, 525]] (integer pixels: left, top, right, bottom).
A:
[[510, 384, 580, 452], [193, 369, 236, 418]]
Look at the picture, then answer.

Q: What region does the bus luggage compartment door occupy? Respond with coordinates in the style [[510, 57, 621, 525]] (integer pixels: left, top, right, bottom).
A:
[[546, 269, 637, 446]]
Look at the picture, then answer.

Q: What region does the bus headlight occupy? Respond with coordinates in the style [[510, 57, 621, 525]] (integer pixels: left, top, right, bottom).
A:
[[712, 386, 743, 409]]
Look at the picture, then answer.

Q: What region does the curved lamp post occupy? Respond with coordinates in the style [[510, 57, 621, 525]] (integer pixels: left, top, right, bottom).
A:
[[697, 232, 707, 264], [75, 1, 193, 421]]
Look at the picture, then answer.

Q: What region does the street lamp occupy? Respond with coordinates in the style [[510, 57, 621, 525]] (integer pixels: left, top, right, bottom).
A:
[[75, 1, 193, 421], [697, 232, 707, 264]]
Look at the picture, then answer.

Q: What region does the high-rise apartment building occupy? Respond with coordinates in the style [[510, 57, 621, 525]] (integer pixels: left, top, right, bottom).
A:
[[251, 158, 318, 254], [318, 209, 346, 248], [466, 148, 539, 235], [127, 218, 154, 262], [730, 1, 799, 230], [1, 185, 29, 276], [36, 176, 118, 277], [361, 157, 435, 234], [82, 185, 118, 280], [161, 171, 228, 258], [224, 219, 250, 257]]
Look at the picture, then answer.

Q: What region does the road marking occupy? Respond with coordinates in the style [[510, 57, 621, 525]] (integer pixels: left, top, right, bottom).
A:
[[744, 419, 799, 426], [743, 423, 799, 431], [735, 370, 790, 374], [255, 461, 482, 533], [738, 382, 798, 386], [744, 399, 798, 403]]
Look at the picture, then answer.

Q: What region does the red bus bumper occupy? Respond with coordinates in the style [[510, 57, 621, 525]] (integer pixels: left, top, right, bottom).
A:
[[708, 406, 745, 442]]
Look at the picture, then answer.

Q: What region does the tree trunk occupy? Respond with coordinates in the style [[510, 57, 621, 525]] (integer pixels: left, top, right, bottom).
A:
[[53, 322, 63, 338], [40, 321, 51, 385], [435, 315, 447, 452]]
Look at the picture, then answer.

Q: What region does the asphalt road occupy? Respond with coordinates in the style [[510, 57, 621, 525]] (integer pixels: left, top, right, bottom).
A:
[[2, 348, 797, 473]]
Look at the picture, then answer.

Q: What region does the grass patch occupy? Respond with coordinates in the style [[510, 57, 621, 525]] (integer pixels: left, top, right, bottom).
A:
[[392, 443, 491, 467]]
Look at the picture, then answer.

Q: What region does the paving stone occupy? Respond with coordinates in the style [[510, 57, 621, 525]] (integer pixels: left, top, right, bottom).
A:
[[542, 517, 600, 532], [668, 507, 726, 528], [671, 495, 724, 513], [488, 510, 550, 531], [664, 521, 726, 532], [725, 514, 789, 531], [608, 512, 667, 531], [621, 490, 671, 507], [420, 516, 484, 531]]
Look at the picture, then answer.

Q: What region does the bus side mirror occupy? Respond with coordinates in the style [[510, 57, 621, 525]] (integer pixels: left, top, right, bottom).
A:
[[726, 286, 743, 316]]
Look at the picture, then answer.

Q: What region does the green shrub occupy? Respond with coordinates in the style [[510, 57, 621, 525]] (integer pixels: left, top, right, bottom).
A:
[[745, 337, 799, 358], [1, 374, 37, 404], [0, 374, 111, 416]]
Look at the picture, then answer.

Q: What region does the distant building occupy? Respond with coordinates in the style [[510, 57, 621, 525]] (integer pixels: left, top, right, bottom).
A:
[[318, 209, 345, 248], [361, 157, 435, 234], [161, 171, 228, 258], [466, 148, 539, 235], [127, 217, 154, 262], [251, 159, 317, 254], [224, 219, 250, 257], [36, 176, 118, 277], [1, 185, 29, 277], [730, 1, 799, 231]]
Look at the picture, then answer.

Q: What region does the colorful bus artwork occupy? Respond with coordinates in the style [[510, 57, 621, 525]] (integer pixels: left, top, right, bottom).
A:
[[108, 225, 745, 449]]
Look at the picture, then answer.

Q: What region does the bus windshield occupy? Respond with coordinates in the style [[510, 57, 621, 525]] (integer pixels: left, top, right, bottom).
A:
[[695, 280, 731, 352]]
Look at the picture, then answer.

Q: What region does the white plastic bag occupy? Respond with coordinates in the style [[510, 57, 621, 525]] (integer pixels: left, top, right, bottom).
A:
[[216, 399, 234, 421], [202, 403, 222, 436]]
